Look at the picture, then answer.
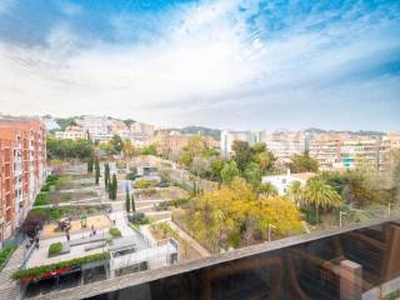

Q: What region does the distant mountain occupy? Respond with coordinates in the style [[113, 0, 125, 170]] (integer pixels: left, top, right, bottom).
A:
[[305, 128, 385, 137], [169, 126, 221, 140]]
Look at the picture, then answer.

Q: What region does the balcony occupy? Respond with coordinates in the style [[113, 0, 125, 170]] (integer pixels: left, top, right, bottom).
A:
[[38, 217, 400, 300]]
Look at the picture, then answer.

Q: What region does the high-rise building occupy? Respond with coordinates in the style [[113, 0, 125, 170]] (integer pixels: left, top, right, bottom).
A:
[[309, 135, 342, 170], [260, 130, 308, 159], [0, 117, 47, 244], [220, 130, 260, 159]]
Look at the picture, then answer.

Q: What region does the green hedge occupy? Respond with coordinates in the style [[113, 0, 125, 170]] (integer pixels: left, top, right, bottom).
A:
[[33, 193, 49, 206], [128, 212, 149, 225], [109, 227, 122, 238], [0, 246, 17, 270], [48, 242, 62, 256], [12, 252, 110, 281]]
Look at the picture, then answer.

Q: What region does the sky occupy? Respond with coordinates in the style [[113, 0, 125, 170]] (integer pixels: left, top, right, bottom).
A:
[[0, 0, 399, 131]]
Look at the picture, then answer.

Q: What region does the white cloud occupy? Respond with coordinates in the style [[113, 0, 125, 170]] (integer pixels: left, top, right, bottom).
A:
[[0, 0, 399, 130]]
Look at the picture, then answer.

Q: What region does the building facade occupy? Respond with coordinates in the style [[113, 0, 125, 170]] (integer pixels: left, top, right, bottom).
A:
[[55, 125, 86, 140], [82, 116, 113, 141], [220, 130, 260, 159], [130, 122, 155, 137], [260, 130, 308, 159], [0, 118, 47, 244]]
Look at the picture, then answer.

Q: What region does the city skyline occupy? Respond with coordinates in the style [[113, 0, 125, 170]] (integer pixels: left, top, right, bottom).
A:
[[0, 0, 399, 130]]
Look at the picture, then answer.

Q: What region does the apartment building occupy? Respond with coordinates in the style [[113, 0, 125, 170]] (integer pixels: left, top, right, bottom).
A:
[[260, 130, 308, 159], [55, 125, 86, 140], [220, 130, 260, 159], [82, 115, 112, 141], [111, 120, 130, 139], [130, 122, 155, 137], [340, 139, 379, 169], [0, 118, 46, 244]]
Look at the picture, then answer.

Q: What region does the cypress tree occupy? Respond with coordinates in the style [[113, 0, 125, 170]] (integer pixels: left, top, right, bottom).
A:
[[111, 174, 118, 200], [87, 157, 94, 174], [131, 192, 136, 212], [104, 163, 110, 189], [125, 190, 131, 212], [94, 157, 100, 185]]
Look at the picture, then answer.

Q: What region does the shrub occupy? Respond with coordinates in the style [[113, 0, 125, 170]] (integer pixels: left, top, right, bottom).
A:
[[142, 189, 157, 197], [40, 184, 51, 192], [109, 227, 122, 238], [12, 252, 110, 281], [154, 198, 190, 211], [0, 246, 17, 270], [48, 242, 62, 256], [126, 172, 138, 181], [34, 193, 49, 206], [46, 175, 59, 183], [135, 179, 158, 189], [128, 212, 149, 225]]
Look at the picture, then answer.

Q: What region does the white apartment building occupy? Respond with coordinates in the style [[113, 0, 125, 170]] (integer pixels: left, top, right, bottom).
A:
[[55, 126, 86, 140], [83, 116, 113, 141], [220, 130, 260, 159], [260, 131, 308, 159]]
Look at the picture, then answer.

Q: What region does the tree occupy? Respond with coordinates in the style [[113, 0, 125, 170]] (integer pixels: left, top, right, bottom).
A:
[[244, 162, 261, 188], [110, 134, 124, 154], [131, 193, 136, 212], [318, 170, 372, 207], [123, 139, 134, 159], [191, 156, 211, 178], [94, 157, 100, 185], [286, 180, 303, 204], [253, 149, 276, 175], [257, 182, 278, 199], [232, 141, 252, 173], [142, 145, 157, 156], [289, 151, 319, 173], [221, 161, 240, 185], [109, 174, 118, 200], [186, 178, 302, 251], [47, 137, 94, 161], [302, 179, 341, 224], [125, 191, 131, 213], [21, 210, 48, 238], [87, 157, 94, 174], [104, 163, 110, 190], [209, 159, 225, 182]]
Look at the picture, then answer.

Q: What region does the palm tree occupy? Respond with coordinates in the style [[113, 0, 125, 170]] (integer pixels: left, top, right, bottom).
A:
[[302, 179, 341, 224], [287, 180, 303, 205], [258, 182, 278, 199]]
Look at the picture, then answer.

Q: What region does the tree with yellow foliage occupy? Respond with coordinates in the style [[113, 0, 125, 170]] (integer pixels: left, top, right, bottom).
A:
[[185, 178, 303, 252]]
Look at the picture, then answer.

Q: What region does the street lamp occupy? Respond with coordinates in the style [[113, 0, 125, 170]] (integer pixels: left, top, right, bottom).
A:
[[388, 202, 392, 217], [268, 223, 277, 243], [339, 211, 347, 228]]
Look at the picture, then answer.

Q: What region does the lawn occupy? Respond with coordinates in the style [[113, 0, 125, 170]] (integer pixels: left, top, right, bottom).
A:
[[34, 190, 98, 206], [136, 186, 188, 200], [30, 204, 111, 222]]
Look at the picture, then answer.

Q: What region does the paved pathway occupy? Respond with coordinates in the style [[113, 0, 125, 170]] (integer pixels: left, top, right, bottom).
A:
[[0, 243, 28, 300]]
